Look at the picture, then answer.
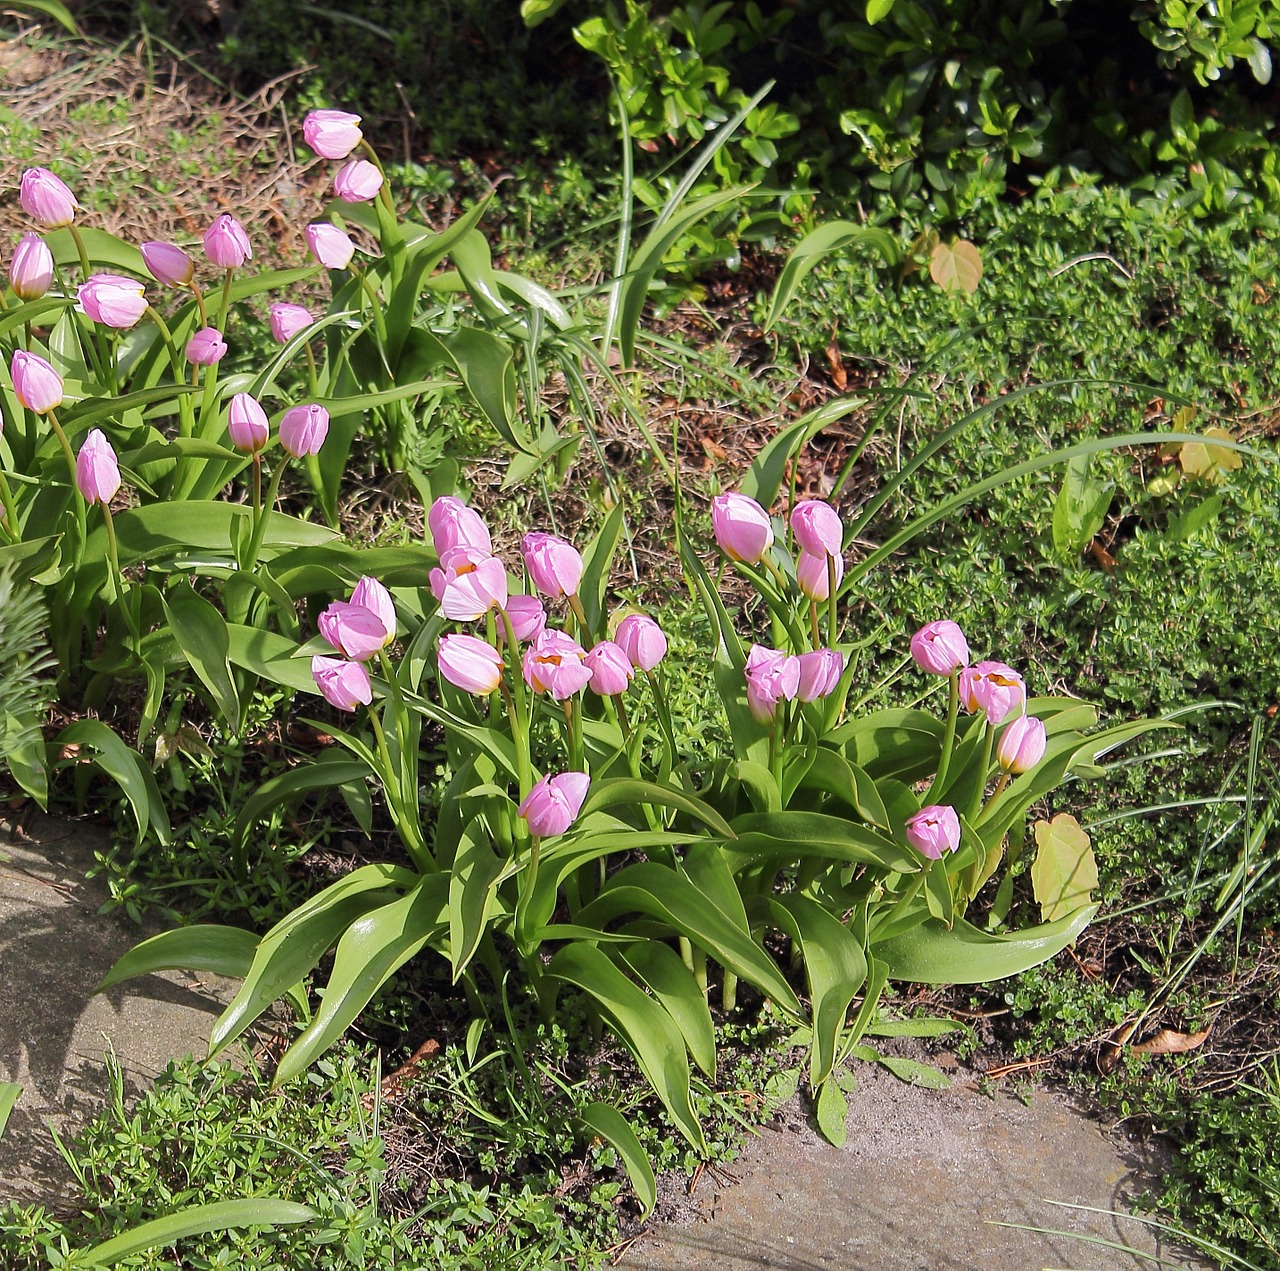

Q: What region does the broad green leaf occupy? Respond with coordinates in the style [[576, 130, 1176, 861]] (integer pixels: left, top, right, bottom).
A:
[[1169, 492, 1223, 542], [681, 840, 750, 935], [792, 748, 890, 827], [69, 1199, 317, 1267], [875, 1054, 951, 1088], [578, 502, 625, 638], [579, 1102, 656, 1216], [163, 582, 240, 727], [232, 753, 370, 857], [272, 877, 449, 1085], [548, 941, 706, 1152], [862, 1017, 962, 1039], [581, 777, 735, 838], [1052, 455, 1113, 558], [929, 238, 983, 294], [831, 708, 944, 782], [98, 925, 258, 992], [448, 820, 507, 980], [873, 904, 1098, 983], [815, 1075, 848, 1146], [619, 941, 717, 1078], [225, 624, 316, 693], [56, 721, 171, 847], [1031, 813, 1098, 922], [45, 227, 143, 275], [0, 1083, 20, 1139], [765, 223, 899, 331], [865, 0, 895, 22], [521, 0, 571, 26], [740, 396, 869, 508], [728, 810, 917, 874]]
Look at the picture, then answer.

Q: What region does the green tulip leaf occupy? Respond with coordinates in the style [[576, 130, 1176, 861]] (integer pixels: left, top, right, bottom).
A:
[[449, 820, 508, 981], [56, 720, 171, 848], [765, 222, 899, 331], [728, 810, 917, 874], [578, 1102, 656, 1216], [619, 941, 717, 1078], [98, 925, 258, 992], [0, 1082, 21, 1140]]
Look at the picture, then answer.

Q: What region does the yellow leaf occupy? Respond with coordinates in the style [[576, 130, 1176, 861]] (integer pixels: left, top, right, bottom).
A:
[[1031, 813, 1098, 923], [930, 239, 982, 295]]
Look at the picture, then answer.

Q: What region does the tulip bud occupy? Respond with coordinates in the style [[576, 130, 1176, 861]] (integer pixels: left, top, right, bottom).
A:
[[311, 655, 372, 711], [302, 109, 363, 160], [522, 629, 592, 700], [185, 327, 227, 366], [428, 495, 491, 557], [905, 804, 962, 860], [203, 213, 252, 269], [996, 714, 1047, 774], [518, 771, 590, 838], [521, 532, 584, 599], [712, 493, 774, 564], [910, 620, 970, 677], [227, 392, 269, 453], [744, 643, 800, 724], [791, 500, 843, 558], [502, 593, 546, 644], [333, 158, 384, 203], [268, 303, 314, 344], [959, 660, 1026, 727], [615, 613, 667, 671], [305, 222, 355, 270], [350, 576, 396, 644], [796, 648, 844, 702], [438, 633, 504, 695], [75, 428, 121, 505], [140, 241, 194, 288], [585, 640, 633, 696], [10, 349, 63, 414], [77, 274, 148, 329], [429, 546, 508, 621], [279, 403, 330, 457], [796, 548, 844, 601], [19, 167, 79, 228], [9, 233, 53, 300], [318, 600, 389, 662]]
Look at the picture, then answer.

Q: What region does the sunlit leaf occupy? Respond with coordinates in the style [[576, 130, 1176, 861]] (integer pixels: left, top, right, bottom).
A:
[[929, 239, 983, 294], [1031, 813, 1098, 922]]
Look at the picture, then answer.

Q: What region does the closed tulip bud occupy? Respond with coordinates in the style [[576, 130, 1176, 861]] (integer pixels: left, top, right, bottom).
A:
[[203, 213, 252, 269], [522, 629, 592, 700], [959, 660, 1026, 727], [712, 493, 774, 564], [279, 403, 330, 457], [303, 108, 363, 160], [306, 222, 355, 270], [438, 633, 504, 695], [429, 546, 508, 621], [185, 327, 227, 366], [77, 274, 148, 329], [350, 576, 396, 644], [796, 648, 844, 702], [996, 715, 1047, 774], [318, 600, 389, 662], [333, 158, 384, 202], [518, 771, 590, 838], [791, 500, 843, 558], [311, 655, 372, 711], [910, 620, 970, 676], [796, 548, 844, 601], [9, 233, 53, 300], [520, 531, 584, 598], [615, 613, 667, 671], [428, 495, 491, 557], [503, 593, 546, 644], [585, 640, 633, 696], [11, 349, 63, 414], [905, 804, 962, 860], [268, 302, 314, 344], [75, 428, 121, 505], [744, 643, 801, 724], [19, 167, 79, 228], [140, 241, 194, 287], [226, 392, 269, 453]]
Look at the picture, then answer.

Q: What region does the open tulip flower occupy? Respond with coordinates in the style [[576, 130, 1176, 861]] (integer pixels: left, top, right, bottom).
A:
[[960, 660, 1026, 726], [910, 620, 970, 676], [744, 643, 800, 723], [503, 593, 547, 644], [523, 629, 592, 700], [905, 804, 962, 860], [303, 108, 363, 159], [318, 600, 389, 662], [430, 546, 508, 621]]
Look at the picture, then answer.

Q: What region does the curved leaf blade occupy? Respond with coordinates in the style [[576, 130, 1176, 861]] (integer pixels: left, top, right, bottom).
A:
[[98, 925, 258, 992]]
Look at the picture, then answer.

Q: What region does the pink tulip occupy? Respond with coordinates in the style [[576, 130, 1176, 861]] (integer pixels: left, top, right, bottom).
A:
[[796, 649, 844, 702], [791, 500, 843, 558], [796, 548, 844, 601], [438, 633, 504, 695], [502, 593, 547, 644], [318, 600, 389, 662], [518, 771, 590, 838], [227, 392, 269, 453], [303, 109, 363, 160], [75, 428, 121, 505], [350, 577, 396, 643], [959, 660, 1026, 727], [311, 655, 372, 711], [140, 241, 194, 288], [77, 274, 148, 329], [203, 214, 252, 268], [333, 158, 384, 202], [268, 303, 314, 344], [744, 643, 801, 724], [185, 327, 227, 366], [996, 715, 1047, 774], [521, 532, 584, 599], [430, 545, 508, 621], [585, 640, 633, 696], [905, 804, 962, 860], [910, 620, 970, 676], [9, 233, 53, 300], [428, 495, 491, 557], [306, 222, 355, 270], [711, 493, 774, 564], [10, 349, 63, 414], [279, 403, 330, 457], [19, 167, 78, 228], [522, 629, 592, 700], [615, 613, 667, 671]]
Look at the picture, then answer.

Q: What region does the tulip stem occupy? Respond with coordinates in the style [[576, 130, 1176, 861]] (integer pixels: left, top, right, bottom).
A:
[[145, 305, 184, 389], [976, 770, 1013, 825], [45, 407, 78, 485], [219, 268, 235, 331], [968, 724, 997, 822], [826, 554, 838, 646], [68, 224, 115, 392], [722, 970, 738, 1013], [497, 605, 534, 812], [368, 708, 432, 873], [377, 650, 427, 863], [924, 671, 960, 804], [809, 600, 821, 650], [869, 860, 932, 943], [251, 453, 262, 517], [190, 283, 209, 328], [643, 668, 679, 784], [243, 457, 288, 573], [0, 469, 20, 542], [567, 592, 591, 645], [305, 343, 320, 399], [101, 503, 140, 647], [353, 266, 388, 346]]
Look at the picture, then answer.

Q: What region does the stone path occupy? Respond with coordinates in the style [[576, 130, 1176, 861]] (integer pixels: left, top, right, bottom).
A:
[[0, 814, 241, 1202]]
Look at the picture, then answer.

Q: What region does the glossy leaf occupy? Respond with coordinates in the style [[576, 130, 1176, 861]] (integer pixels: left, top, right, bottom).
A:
[[98, 925, 258, 992], [1031, 814, 1098, 922], [728, 810, 916, 874], [232, 753, 370, 857], [163, 582, 240, 727], [448, 820, 507, 980], [765, 222, 899, 331], [225, 624, 315, 693], [581, 776, 735, 838], [579, 1102, 656, 1216], [619, 941, 717, 1078], [56, 721, 171, 848], [815, 1076, 848, 1146]]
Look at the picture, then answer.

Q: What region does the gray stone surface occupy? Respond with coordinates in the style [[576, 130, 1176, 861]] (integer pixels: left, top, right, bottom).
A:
[[621, 1065, 1209, 1271], [0, 814, 241, 1202]]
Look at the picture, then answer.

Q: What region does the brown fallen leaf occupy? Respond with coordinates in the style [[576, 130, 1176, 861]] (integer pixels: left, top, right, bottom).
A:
[[1131, 1027, 1211, 1056], [1088, 539, 1117, 574], [1097, 1020, 1138, 1073], [826, 334, 847, 391], [362, 1037, 441, 1109]]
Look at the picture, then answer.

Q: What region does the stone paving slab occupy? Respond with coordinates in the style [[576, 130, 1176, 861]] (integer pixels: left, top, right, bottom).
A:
[[0, 814, 242, 1202]]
